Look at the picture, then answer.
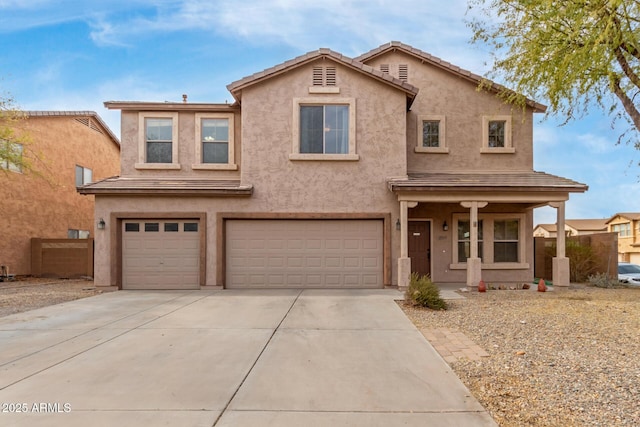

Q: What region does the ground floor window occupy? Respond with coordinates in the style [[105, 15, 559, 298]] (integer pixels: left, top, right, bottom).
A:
[[453, 214, 525, 266], [457, 220, 483, 263]]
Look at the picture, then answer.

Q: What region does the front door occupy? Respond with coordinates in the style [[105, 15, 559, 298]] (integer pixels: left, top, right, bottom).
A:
[[408, 221, 431, 277]]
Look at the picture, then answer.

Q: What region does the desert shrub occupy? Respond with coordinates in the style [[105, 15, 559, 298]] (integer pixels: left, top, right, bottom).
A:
[[588, 272, 621, 288], [566, 240, 599, 282], [405, 273, 447, 310]]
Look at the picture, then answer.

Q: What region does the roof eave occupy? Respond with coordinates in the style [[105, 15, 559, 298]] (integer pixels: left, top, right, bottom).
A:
[[104, 101, 238, 112], [77, 187, 254, 197]]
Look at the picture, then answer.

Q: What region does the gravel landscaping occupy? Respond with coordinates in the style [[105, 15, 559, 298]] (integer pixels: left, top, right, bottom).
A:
[[2, 279, 638, 426], [0, 278, 101, 317], [402, 285, 640, 427]]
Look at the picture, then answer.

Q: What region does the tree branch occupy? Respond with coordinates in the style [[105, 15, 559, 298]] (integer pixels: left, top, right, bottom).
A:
[[612, 76, 640, 131]]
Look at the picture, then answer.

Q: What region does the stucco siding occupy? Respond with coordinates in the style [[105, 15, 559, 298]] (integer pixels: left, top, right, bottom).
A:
[[364, 52, 535, 173], [0, 115, 119, 275]]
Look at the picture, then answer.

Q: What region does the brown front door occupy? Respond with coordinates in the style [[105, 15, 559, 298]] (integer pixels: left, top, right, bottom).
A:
[[408, 221, 431, 276]]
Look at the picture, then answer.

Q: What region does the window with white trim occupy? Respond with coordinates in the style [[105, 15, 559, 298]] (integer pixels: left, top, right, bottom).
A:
[[457, 219, 483, 263], [494, 219, 519, 262], [136, 112, 180, 169], [613, 223, 631, 237], [415, 115, 448, 153], [193, 113, 237, 170], [290, 97, 358, 161], [75, 165, 92, 186], [481, 115, 514, 153], [452, 214, 526, 267]]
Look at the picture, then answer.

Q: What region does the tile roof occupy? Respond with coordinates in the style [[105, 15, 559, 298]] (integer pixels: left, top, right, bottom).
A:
[[535, 219, 608, 232], [388, 172, 588, 192], [606, 212, 640, 223], [226, 48, 418, 105], [25, 110, 120, 147], [77, 177, 253, 196], [356, 41, 547, 113]]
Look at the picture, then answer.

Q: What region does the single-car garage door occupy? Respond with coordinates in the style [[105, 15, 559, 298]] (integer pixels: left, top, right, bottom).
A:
[[226, 219, 383, 288], [122, 220, 200, 290]]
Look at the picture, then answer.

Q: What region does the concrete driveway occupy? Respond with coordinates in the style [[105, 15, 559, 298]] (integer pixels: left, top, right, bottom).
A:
[[0, 289, 496, 426]]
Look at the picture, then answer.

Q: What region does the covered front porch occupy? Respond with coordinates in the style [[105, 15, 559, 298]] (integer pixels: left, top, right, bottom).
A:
[[389, 172, 588, 289]]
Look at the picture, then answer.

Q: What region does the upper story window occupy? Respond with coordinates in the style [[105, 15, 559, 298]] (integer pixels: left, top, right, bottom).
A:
[[193, 113, 237, 170], [290, 97, 358, 161], [75, 165, 92, 187], [1, 141, 23, 173], [135, 112, 180, 170], [481, 115, 514, 153], [613, 223, 631, 237], [415, 115, 448, 153]]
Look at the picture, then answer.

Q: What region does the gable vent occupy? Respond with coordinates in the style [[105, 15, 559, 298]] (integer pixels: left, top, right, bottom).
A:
[[313, 66, 324, 86], [312, 66, 337, 86], [380, 64, 390, 74], [398, 64, 408, 82], [325, 67, 336, 86], [75, 117, 104, 135]]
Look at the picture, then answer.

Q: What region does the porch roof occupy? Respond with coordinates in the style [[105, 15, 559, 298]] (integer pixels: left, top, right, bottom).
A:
[[388, 172, 588, 193], [77, 177, 253, 197]]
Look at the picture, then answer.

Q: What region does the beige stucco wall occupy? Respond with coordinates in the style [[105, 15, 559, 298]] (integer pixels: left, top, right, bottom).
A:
[[363, 52, 535, 173], [0, 116, 120, 275], [119, 109, 242, 179], [609, 216, 640, 261], [94, 59, 408, 287]]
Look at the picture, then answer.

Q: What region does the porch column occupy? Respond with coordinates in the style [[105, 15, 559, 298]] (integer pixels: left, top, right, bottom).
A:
[[550, 201, 570, 287], [398, 201, 417, 288], [461, 201, 488, 288]]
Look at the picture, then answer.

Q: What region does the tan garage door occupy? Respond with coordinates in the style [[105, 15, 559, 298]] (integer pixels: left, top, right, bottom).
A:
[[122, 220, 200, 290], [226, 219, 383, 288]]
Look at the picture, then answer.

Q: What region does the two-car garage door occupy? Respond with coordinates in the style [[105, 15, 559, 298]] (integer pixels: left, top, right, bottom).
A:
[[121, 218, 384, 289], [226, 219, 384, 289]]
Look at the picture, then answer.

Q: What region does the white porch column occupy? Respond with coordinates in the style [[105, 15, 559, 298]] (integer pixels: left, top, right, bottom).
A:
[[550, 201, 570, 287], [398, 201, 417, 288], [461, 201, 488, 288]]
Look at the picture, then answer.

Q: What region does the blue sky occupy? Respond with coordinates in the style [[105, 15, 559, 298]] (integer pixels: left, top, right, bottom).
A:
[[1, 0, 638, 224]]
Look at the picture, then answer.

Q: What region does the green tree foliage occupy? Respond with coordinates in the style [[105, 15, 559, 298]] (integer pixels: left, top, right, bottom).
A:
[[468, 0, 640, 146], [0, 91, 32, 174]]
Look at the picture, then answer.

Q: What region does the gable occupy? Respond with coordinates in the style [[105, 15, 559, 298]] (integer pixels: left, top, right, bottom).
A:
[[227, 48, 418, 107], [357, 41, 546, 113]]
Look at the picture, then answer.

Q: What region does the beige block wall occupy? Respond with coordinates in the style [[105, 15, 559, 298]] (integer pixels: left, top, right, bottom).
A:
[[363, 52, 535, 173], [0, 116, 120, 275]]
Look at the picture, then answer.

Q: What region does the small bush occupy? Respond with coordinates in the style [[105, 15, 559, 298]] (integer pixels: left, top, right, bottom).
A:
[[405, 273, 447, 310], [588, 272, 621, 288]]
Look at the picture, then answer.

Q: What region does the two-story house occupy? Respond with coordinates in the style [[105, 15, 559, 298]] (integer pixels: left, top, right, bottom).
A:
[[1, 111, 120, 276], [606, 213, 640, 263], [79, 42, 587, 290], [533, 219, 608, 237]]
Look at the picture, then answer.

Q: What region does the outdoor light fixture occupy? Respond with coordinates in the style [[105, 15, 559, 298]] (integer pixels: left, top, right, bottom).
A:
[[97, 218, 106, 230], [442, 221, 449, 231], [396, 219, 401, 230]]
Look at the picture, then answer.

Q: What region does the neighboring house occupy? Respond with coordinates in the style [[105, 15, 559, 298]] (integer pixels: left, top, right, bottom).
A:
[[0, 111, 120, 275], [606, 213, 640, 263], [533, 219, 608, 238], [79, 41, 587, 290]]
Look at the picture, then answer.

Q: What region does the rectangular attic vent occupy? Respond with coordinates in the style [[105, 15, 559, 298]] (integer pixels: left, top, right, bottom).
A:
[[312, 66, 337, 86]]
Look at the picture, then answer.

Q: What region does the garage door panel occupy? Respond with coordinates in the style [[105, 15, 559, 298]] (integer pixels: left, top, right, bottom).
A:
[[226, 220, 383, 289], [123, 220, 200, 290]]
